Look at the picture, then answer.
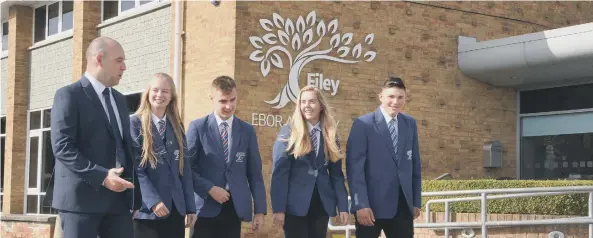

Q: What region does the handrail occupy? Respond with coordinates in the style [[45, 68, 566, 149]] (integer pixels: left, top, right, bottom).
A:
[[328, 186, 593, 238]]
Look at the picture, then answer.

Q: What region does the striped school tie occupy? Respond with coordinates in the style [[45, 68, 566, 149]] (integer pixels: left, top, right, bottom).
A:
[[311, 127, 319, 155], [220, 122, 229, 163], [388, 117, 398, 160], [158, 119, 166, 136]]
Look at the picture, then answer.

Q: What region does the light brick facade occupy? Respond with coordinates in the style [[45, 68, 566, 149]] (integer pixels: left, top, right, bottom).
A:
[[98, 5, 171, 94], [28, 38, 73, 110]]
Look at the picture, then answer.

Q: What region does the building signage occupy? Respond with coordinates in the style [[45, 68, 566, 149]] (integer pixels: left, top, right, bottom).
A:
[[248, 11, 377, 126]]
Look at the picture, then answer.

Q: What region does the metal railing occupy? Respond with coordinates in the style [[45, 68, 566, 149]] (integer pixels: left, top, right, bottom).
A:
[[328, 186, 593, 238]]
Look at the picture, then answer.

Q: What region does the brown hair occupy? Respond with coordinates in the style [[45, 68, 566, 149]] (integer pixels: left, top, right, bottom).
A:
[[212, 75, 236, 93], [383, 77, 406, 90]]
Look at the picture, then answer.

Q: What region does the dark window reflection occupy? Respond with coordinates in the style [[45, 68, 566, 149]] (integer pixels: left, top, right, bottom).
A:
[[521, 133, 593, 179], [520, 84, 593, 114], [26, 195, 38, 214], [28, 137, 39, 188], [41, 131, 54, 193], [126, 93, 141, 115]]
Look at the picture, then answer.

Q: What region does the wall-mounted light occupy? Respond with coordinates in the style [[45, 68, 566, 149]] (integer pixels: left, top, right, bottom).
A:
[[212, 0, 220, 7]]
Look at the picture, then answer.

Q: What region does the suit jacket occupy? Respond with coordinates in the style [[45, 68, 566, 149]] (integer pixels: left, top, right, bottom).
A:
[[129, 115, 197, 220], [271, 125, 348, 217], [186, 113, 267, 221], [346, 107, 422, 219], [50, 76, 141, 213]]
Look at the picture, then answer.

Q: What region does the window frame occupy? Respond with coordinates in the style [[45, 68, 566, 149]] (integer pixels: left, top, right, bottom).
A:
[[32, 0, 74, 45], [1, 20, 8, 56], [101, 0, 160, 22], [24, 107, 56, 215], [1, 115, 5, 211]]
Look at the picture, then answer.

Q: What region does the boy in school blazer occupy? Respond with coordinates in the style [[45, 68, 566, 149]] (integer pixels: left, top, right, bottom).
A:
[[130, 73, 196, 238], [346, 77, 422, 238], [271, 86, 349, 238], [186, 76, 267, 238]]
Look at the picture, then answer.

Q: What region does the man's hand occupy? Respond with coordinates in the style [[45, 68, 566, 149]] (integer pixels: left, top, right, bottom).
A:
[[103, 168, 134, 192], [414, 207, 421, 219], [132, 210, 138, 218], [208, 186, 230, 204], [185, 214, 197, 228], [252, 213, 264, 231], [336, 212, 349, 225], [152, 202, 169, 217], [356, 208, 375, 226], [272, 212, 285, 227]]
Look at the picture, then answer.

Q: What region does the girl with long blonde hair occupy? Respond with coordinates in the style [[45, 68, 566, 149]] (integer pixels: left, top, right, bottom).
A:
[[270, 85, 349, 238], [129, 73, 196, 238]]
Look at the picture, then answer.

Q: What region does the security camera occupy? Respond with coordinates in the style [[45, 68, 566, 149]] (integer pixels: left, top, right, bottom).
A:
[[211, 0, 220, 6]]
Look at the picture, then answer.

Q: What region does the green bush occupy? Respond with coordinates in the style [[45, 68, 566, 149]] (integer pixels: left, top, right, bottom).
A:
[[421, 180, 593, 215]]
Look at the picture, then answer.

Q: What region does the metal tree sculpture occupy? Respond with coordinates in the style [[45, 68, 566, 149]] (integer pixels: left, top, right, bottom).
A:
[[249, 11, 377, 109]]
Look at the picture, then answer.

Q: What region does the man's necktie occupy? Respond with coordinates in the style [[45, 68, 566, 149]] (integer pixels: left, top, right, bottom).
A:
[[388, 117, 398, 160], [102, 88, 124, 168], [220, 122, 229, 163]]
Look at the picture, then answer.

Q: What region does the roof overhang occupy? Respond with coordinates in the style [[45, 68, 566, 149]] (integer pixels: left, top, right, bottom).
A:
[[458, 23, 593, 90]]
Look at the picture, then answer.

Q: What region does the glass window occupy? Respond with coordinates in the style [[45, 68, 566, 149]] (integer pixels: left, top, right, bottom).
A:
[[121, 0, 135, 12], [103, 0, 119, 21], [30, 111, 41, 130], [103, 0, 158, 21], [34, 1, 74, 43], [28, 136, 39, 189], [2, 22, 7, 51], [521, 133, 593, 180], [34, 6, 46, 43], [62, 1, 73, 31], [26, 110, 56, 215], [47, 2, 60, 36], [126, 93, 141, 115], [520, 83, 593, 114], [1, 116, 6, 200]]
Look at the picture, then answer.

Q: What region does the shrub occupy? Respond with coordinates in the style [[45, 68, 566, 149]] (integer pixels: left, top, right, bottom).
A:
[[421, 180, 593, 215]]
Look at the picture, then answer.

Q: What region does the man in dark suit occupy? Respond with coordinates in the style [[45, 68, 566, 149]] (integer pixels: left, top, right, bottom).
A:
[[346, 77, 422, 238], [50, 36, 141, 238], [186, 76, 267, 238]]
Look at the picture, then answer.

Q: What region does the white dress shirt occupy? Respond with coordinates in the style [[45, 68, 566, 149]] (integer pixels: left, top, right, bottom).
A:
[[152, 113, 166, 130], [85, 72, 123, 139]]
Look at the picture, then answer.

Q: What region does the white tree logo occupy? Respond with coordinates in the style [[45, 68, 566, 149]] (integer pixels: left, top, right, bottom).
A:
[[249, 11, 377, 109]]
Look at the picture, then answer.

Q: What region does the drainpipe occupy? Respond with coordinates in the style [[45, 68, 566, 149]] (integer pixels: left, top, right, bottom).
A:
[[173, 0, 182, 90], [173, 0, 183, 119]]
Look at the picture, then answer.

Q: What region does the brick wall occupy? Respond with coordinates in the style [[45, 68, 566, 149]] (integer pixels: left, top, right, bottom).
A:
[[28, 38, 73, 110], [1, 215, 56, 238], [98, 5, 171, 94], [228, 1, 593, 237], [181, 1, 238, 125], [1, 57, 6, 115]]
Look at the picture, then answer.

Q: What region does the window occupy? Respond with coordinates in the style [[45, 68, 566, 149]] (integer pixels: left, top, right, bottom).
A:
[[102, 0, 158, 21], [26, 109, 57, 214], [126, 93, 142, 115], [1, 116, 5, 211], [520, 83, 593, 114], [34, 1, 73, 43], [1, 21, 7, 52]]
